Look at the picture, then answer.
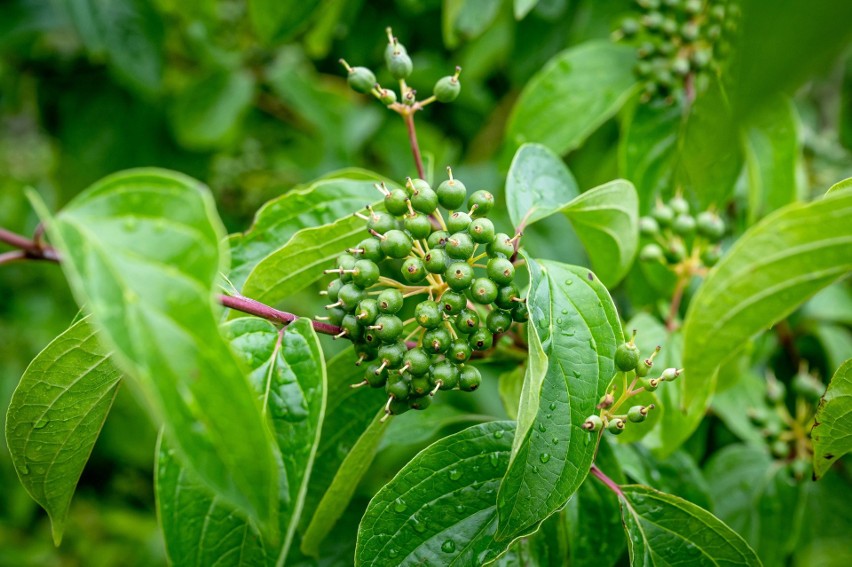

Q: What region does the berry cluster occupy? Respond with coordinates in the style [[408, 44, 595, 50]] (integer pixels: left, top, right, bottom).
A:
[[638, 194, 725, 270], [582, 332, 682, 436], [339, 27, 461, 109], [616, 0, 740, 104], [318, 171, 526, 420]]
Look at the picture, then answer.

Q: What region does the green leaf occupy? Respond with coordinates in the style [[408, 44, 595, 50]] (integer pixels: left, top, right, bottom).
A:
[[711, 371, 771, 447], [156, 317, 326, 566], [5, 317, 121, 545], [619, 484, 762, 566], [679, 191, 852, 452], [356, 421, 516, 566], [618, 99, 680, 212], [298, 348, 387, 546], [229, 171, 390, 290], [498, 365, 525, 420], [812, 358, 852, 479], [561, 180, 639, 287], [705, 444, 805, 566], [795, 466, 852, 567], [743, 95, 803, 223], [249, 0, 321, 43], [506, 41, 637, 155], [505, 143, 579, 228], [443, 0, 502, 48], [514, 0, 538, 20], [827, 177, 852, 195], [497, 257, 622, 541], [170, 70, 256, 150], [34, 169, 279, 530]]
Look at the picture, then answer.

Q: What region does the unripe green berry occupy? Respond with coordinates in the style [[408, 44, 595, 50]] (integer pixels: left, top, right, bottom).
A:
[[340, 314, 363, 340], [455, 309, 480, 335], [639, 243, 664, 263], [423, 327, 452, 353], [380, 229, 413, 258], [403, 348, 431, 376], [639, 376, 660, 390], [621, 17, 639, 36], [495, 284, 520, 310], [378, 341, 407, 368], [411, 186, 439, 214], [696, 211, 725, 241], [448, 339, 472, 364], [364, 363, 387, 388], [486, 257, 515, 285], [439, 291, 466, 315], [627, 405, 650, 423], [582, 415, 603, 432], [326, 278, 344, 301], [639, 216, 660, 237], [446, 232, 475, 259], [384, 188, 409, 216], [423, 249, 448, 273], [669, 195, 690, 215], [446, 261, 475, 291], [373, 315, 403, 342], [355, 298, 379, 325], [434, 74, 461, 103], [388, 397, 410, 416], [351, 259, 380, 288], [409, 376, 431, 397], [469, 327, 493, 351], [665, 240, 687, 263], [345, 66, 376, 94], [415, 300, 442, 329], [512, 301, 529, 323], [326, 306, 346, 326], [486, 309, 513, 334], [487, 233, 514, 257], [409, 393, 432, 410], [356, 238, 385, 262], [437, 174, 466, 210], [431, 361, 460, 390], [468, 190, 494, 217], [651, 204, 674, 227], [387, 49, 413, 79], [367, 211, 396, 234], [378, 88, 397, 105], [386, 378, 410, 400], [447, 211, 472, 233], [471, 278, 499, 304], [469, 218, 495, 244], [427, 230, 450, 249], [615, 342, 641, 372], [660, 367, 680, 381], [458, 365, 481, 391], [407, 178, 431, 196], [362, 329, 380, 348], [338, 283, 366, 311], [701, 247, 722, 267], [672, 214, 696, 236], [607, 418, 626, 435], [377, 288, 404, 314], [401, 257, 426, 283], [337, 253, 357, 281], [404, 213, 433, 239]]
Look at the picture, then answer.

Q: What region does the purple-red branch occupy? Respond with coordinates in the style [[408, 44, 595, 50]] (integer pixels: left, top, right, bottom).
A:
[[590, 464, 624, 497], [403, 112, 426, 180]]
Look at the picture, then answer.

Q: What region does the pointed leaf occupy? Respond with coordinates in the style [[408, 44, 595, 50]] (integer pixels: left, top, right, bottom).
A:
[[5, 317, 121, 545], [619, 484, 761, 566], [249, 0, 321, 43], [679, 191, 852, 453], [505, 143, 579, 228], [156, 317, 326, 565], [356, 421, 516, 566], [34, 169, 279, 529], [506, 41, 637, 155], [497, 257, 622, 541], [812, 358, 852, 479]]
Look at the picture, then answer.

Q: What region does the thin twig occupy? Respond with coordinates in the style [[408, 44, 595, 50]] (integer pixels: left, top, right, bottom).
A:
[[0, 250, 27, 265], [590, 464, 624, 497], [403, 111, 426, 180]]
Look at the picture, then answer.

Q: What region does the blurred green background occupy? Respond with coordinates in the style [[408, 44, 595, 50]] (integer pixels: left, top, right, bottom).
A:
[[1, 0, 851, 565]]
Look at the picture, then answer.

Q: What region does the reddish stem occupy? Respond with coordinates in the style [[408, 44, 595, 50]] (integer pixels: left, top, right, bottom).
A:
[[666, 276, 687, 331], [590, 464, 624, 497], [403, 112, 426, 180], [0, 228, 60, 262]]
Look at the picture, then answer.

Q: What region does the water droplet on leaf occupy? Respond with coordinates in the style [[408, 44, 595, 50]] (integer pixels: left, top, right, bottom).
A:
[[394, 499, 407, 513], [448, 469, 462, 481], [441, 540, 456, 553], [33, 418, 48, 429], [540, 453, 551, 464]]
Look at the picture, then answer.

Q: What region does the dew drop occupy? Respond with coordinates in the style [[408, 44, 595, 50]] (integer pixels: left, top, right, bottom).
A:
[[448, 469, 462, 481], [393, 499, 407, 513], [455, 504, 465, 514], [583, 434, 592, 445], [412, 517, 427, 533], [388, 549, 398, 558], [565, 279, 573, 286], [538, 423, 546, 433], [532, 465, 539, 474], [489, 453, 500, 468], [33, 418, 49, 429], [540, 453, 551, 464], [19, 463, 29, 475], [552, 437, 559, 445], [549, 402, 557, 411], [441, 540, 456, 553], [561, 309, 568, 315], [556, 318, 563, 325], [493, 430, 504, 439]]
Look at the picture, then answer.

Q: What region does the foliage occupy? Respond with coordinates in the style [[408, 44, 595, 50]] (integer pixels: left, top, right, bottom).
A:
[[1, 1, 852, 566]]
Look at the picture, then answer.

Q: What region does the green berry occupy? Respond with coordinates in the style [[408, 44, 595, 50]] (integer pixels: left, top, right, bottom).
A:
[[362, 329, 380, 348], [455, 309, 480, 335], [701, 247, 722, 267], [468, 190, 494, 217], [409, 393, 432, 410], [388, 397, 410, 416], [326, 306, 346, 326], [458, 365, 482, 391], [447, 211, 472, 233], [340, 314, 363, 340], [439, 291, 467, 315], [446, 232, 475, 259], [665, 240, 687, 263], [345, 66, 376, 94], [409, 376, 431, 397], [487, 233, 514, 257], [696, 211, 725, 241], [377, 288, 404, 314], [380, 229, 413, 258], [386, 378, 410, 400], [424, 248, 448, 273], [486, 309, 513, 334], [470, 278, 498, 304], [364, 363, 387, 387], [326, 278, 344, 301], [415, 300, 442, 329], [336, 253, 357, 281], [403, 348, 431, 376], [640, 376, 660, 391], [448, 339, 472, 364], [434, 74, 461, 103], [338, 283, 366, 311], [511, 301, 529, 323], [356, 238, 384, 262], [672, 214, 696, 236], [367, 211, 396, 234], [378, 88, 397, 105], [486, 257, 515, 285], [639, 216, 660, 237], [427, 230, 450, 249], [423, 327, 452, 353], [495, 284, 520, 310], [446, 261, 474, 291], [401, 257, 426, 283], [411, 186, 439, 214], [378, 341, 407, 368], [469, 327, 493, 351], [615, 342, 641, 372], [607, 418, 626, 435], [404, 213, 433, 239], [387, 49, 413, 79], [431, 361, 460, 390], [639, 243, 664, 263], [627, 405, 650, 423], [355, 298, 379, 325], [351, 259, 380, 288], [469, 218, 495, 244], [582, 415, 603, 432], [651, 203, 674, 227], [437, 174, 466, 210], [660, 368, 680, 381], [372, 315, 403, 342], [621, 17, 639, 36], [407, 178, 431, 196], [385, 188, 409, 216]]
